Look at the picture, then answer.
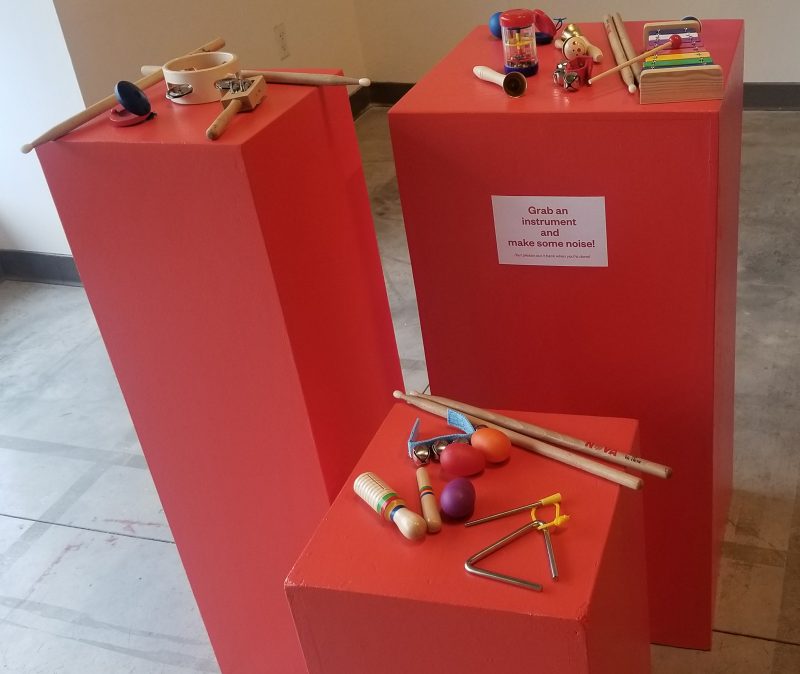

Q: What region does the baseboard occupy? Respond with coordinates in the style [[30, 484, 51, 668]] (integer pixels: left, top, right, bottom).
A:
[[355, 81, 800, 111], [0, 250, 81, 286], [743, 83, 800, 110], [349, 82, 415, 116]]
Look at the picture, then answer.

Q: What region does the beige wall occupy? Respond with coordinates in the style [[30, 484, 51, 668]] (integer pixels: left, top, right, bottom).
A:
[[0, 1, 82, 254], [54, 0, 368, 104], [353, 0, 797, 83]]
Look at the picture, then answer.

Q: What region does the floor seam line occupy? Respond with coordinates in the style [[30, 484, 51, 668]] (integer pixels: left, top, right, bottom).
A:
[[0, 513, 175, 545], [711, 628, 800, 648]]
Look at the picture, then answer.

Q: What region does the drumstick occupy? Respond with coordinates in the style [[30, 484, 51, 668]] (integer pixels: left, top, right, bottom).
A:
[[602, 14, 636, 93], [393, 391, 643, 490], [239, 70, 370, 87], [21, 37, 225, 153], [588, 34, 681, 86], [413, 391, 672, 479], [613, 13, 642, 83]]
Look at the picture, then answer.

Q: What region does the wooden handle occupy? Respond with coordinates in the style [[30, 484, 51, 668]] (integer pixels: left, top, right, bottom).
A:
[[206, 98, 243, 140], [21, 37, 225, 153], [415, 392, 671, 479], [393, 392, 643, 490], [588, 36, 674, 86], [602, 15, 636, 93], [239, 70, 369, 86], [415, 466, 442, 533]]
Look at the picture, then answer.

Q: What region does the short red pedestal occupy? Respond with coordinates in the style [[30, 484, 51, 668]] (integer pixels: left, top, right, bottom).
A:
[[287, 403, 650, 674], [389, 21, 743, 648], [36, 78, 402, 673]]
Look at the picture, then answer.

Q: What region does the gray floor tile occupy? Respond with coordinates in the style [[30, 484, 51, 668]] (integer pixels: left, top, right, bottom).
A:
[[0, 446, 95, 520], [55, 464, 172, 542], [0, 524, 218, 673], [0, 282, 140, 453]]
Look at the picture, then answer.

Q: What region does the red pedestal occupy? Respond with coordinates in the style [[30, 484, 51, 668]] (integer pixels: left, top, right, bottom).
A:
[[287, 403, 650, 674], [389, 21, 744, 648], [36, 77, 402, 673]]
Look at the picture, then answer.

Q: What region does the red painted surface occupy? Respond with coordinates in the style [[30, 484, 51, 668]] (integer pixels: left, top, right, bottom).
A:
[[286, 403, 650, 674], [389, 21, 743, 648], [36, 76, 402, 673]]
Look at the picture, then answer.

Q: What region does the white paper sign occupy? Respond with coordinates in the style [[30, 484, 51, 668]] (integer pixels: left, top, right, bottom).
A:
[[491, 196, 608, 267]]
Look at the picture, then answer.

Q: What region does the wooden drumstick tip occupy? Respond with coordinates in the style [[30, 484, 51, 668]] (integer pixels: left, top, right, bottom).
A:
[[358, 78, 371, 86], [20, 143, 33, 154], [392, 390, 406, 399], [628, 83, 637, 94]]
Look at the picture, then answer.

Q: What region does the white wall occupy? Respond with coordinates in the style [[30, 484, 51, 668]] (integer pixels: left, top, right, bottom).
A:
[[53, 0, 368, 105], [0, 1, 82, 254], [353, 0, 799, 83]]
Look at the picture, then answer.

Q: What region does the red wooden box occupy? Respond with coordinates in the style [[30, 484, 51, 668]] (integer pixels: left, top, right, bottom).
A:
[[389, 21, 744, 648], [286, 403, 650, 674], [36, 76, 402, 673]]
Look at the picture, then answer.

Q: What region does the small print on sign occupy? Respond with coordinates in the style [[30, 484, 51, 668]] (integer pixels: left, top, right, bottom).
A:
[[491, 196, 608, 267]]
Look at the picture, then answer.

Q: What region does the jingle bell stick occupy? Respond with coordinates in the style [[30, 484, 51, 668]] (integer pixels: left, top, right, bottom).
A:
[[588, 34, 682, 85], [414, 391, 672, 479], [206, 75, 267, 140], [393, 391, 643, 490]]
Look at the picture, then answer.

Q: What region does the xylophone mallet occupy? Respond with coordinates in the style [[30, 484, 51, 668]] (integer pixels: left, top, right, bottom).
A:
[[353, 472, 427, 540], [588, 34, 681, 86]]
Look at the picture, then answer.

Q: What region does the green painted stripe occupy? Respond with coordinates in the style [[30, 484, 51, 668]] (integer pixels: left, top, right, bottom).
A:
[[376, 491, 398, 515], [644, 58, 715, 69]]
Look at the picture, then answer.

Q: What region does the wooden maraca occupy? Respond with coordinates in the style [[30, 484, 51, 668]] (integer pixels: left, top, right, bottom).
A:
[[588, 34, 682, 86]]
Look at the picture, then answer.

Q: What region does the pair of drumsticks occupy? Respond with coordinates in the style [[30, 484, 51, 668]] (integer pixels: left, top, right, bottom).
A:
[[393, 390, 672, 490], [589, 13, 682, 91]]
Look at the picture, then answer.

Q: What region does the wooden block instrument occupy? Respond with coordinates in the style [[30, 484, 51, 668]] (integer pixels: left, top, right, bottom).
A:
[[638, 19, 723, 104], [206, 75, 267, 140]]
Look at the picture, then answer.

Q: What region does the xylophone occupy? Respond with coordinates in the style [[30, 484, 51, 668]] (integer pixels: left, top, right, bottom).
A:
[[638, 19, 723, 104]]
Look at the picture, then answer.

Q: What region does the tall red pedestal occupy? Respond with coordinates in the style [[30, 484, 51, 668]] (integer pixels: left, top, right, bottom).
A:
[[36, 77, 402, 673], [389, 21, 744, 648], [287, 404, 650, 674]]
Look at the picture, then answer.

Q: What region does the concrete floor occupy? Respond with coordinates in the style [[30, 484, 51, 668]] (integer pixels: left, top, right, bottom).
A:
[[0, 108, 798, 672]]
